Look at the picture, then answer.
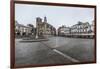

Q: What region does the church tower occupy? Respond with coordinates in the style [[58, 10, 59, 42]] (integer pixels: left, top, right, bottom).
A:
[[44, 16, 47, 23]]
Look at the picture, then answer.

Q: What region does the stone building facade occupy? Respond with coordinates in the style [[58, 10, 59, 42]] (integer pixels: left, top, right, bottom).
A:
[[57, 21, 94, 38], [58, 25, 71, 36], [15, 21, 33, 37], [71, 21, 91, 34], [36, 17, 56, 38], [91, 20, 95, 34]]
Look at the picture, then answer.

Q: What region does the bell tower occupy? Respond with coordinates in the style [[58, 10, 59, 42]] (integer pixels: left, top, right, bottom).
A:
[[44, 16, 47, 23]]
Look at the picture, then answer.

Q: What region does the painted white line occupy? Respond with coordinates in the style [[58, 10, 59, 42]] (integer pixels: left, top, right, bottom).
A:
[[53, 49, 80, 63]]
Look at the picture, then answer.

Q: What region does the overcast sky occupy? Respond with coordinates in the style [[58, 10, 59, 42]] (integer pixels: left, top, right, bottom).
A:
[[15, 4, 94, 29]]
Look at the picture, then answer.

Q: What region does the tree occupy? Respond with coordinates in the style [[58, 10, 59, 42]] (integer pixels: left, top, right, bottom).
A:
[[27, 24, 34, 28], [27, 24, 34, 33]]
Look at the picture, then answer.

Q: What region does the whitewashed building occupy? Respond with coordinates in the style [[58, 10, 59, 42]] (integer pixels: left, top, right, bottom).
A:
[[15, 21, 32, 37], [58, 25, 71, 36], [91, 20, 95, 34], [71, 21, 91, 34]]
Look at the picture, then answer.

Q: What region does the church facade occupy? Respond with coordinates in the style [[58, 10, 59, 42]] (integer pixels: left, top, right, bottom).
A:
[[36, 17, 56, 38]]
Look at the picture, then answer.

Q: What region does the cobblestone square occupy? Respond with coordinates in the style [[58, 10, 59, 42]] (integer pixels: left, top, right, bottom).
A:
[[15, 36, 94, 66]]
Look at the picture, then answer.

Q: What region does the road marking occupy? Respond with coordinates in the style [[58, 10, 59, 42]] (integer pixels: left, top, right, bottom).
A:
[[53, 49, 80, 63], [40, 41, 80, 63]]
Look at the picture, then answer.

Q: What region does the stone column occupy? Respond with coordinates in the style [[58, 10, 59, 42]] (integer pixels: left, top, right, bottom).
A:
[[36, 23, 38, 39]]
